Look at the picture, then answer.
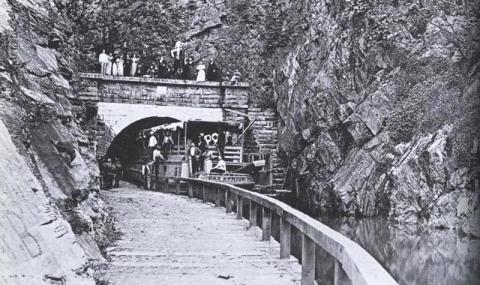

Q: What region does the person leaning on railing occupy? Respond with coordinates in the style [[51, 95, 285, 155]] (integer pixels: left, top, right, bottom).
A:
[[153, 145, 165, 178], [141, 159, 153, 189]]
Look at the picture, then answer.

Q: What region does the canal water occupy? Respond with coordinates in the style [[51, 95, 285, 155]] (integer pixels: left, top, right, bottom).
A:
[[276, 195, 480, 285], [317, 216, 480, 285]]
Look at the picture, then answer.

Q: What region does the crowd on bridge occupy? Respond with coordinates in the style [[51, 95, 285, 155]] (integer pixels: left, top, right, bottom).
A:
[[98, 40, 241, 83]]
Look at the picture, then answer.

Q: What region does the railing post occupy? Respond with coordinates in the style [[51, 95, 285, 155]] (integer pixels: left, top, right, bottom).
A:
[[301, 234, 315, 285], [175, 179, 180, 195], [334, 260, 351, 285], [215, 187, 221, 207], [236, 195, 243, 219], [188, 183, 193, 198], [144, 175, 149, 190], [225, 190, 232, 213], [152, 176, 156, 191], [280, 217, 291, 259], [249, 200, 257, 228], [202, 184, 206, 203], [163, 178, 169, 192], [261, 207, 271, 241]]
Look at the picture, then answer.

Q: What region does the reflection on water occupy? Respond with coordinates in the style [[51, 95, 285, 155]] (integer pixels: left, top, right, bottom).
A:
[[318, 217, 480, 285]]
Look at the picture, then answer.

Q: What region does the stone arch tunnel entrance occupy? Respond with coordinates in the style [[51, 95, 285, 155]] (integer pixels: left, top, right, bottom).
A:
[[79, 74, 283, 188], [105, 116, 180, 166]]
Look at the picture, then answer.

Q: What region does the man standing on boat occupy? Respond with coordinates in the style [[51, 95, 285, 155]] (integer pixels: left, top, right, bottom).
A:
[[189, 142, 201, 176], [148, 131, 158, 158]]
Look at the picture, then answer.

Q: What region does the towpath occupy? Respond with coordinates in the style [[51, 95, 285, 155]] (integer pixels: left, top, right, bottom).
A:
[[97, 183, 301, 284]]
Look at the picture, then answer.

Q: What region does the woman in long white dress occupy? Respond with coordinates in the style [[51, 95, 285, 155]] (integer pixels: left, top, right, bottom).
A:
[[112, 56, 119, 76], [106, 53, 113, 75], [203, 150, 213, 173], [131, 54, 139, 76], [117, 57, 124, 76], [196, 61, 206, 81]]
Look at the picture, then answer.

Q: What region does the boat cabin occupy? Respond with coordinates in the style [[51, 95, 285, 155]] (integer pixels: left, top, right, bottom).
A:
[[129, 120, 247, 179]]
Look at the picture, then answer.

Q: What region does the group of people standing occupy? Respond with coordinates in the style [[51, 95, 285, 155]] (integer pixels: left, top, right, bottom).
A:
[[138, 129, 177, 180], [100, 157, 123, 189], [136, 130, 175, 160], [98, 41, 234, 82], [189, 134, 226, 175], [98, 50, 140, 77]]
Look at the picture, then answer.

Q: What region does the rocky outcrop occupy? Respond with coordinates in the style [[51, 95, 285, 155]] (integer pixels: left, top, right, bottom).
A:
[[0, 120, 96, 285], [271, 0, 480, 233], [0, 0, 115, 283]]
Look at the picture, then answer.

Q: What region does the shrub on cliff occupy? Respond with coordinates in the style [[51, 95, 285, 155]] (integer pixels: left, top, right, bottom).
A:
[[54, 0, 187, 70]]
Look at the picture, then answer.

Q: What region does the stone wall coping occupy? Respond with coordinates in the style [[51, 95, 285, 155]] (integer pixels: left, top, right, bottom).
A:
[[79, 73, 250, 88]]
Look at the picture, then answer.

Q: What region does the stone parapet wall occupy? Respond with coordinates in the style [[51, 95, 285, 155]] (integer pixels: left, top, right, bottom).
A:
[[78, 73, 249, 109]]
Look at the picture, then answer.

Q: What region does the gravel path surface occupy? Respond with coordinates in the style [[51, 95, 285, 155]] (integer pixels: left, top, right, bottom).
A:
[[98, 183, 301, 285]]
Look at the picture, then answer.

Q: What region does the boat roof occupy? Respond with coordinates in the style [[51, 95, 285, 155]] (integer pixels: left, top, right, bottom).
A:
[[144, 120, 242, 133], [186, 120, 243, 133]]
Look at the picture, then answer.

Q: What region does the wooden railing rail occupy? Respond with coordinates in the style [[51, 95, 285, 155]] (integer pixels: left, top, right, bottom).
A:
[[124, 170, 397, 285]]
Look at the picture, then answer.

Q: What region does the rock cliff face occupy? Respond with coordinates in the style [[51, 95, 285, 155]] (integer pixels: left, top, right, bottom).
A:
[[152, 0, 480, 232], [0, 0, 114, 283], [270, 0, 480, 234]]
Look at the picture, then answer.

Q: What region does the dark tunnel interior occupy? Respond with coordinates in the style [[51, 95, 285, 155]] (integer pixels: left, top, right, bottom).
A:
[[105, 116, 180, 165]]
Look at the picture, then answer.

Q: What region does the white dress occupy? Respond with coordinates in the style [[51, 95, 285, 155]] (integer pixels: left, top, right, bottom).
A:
[[118, 58, 124, 76], [106, 56, 113, 75], [203, 151, 213, 173], [196, 64, 206, 81], [112, 59, 118, 76], [131, 57, 139, 76]]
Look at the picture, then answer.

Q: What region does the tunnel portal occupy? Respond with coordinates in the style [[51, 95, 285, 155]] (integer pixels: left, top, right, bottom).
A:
[[105, 116, 179, 166]]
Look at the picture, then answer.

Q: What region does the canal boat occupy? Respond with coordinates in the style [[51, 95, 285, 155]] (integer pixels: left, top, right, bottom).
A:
[[125, 119, 273, 190], [195, 160, 265, 190], [196, 172, 256, 190]]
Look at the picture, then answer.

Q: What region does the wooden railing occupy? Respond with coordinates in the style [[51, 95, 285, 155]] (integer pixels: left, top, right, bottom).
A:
[[137, 174, 398, 285]]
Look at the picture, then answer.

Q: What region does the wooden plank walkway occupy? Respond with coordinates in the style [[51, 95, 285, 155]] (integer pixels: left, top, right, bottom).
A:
[[97, 183, 301, 285]]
